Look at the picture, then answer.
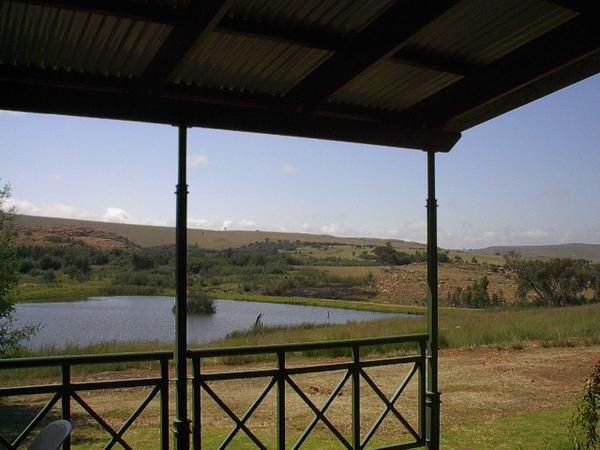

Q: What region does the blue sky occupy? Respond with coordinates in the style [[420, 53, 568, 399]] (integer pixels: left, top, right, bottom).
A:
[[2, 73, 599, 249]]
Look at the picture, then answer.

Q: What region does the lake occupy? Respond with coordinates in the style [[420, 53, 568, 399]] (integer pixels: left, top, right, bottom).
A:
[[14, 296, 417, 350]]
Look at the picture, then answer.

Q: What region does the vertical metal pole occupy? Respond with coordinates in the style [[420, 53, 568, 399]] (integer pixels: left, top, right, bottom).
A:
[[61, 363, 71, 450], [160, 356, 170, 450], [192, 356, 201, 450], [426, 150, 440, 449], [352, 345, 360, 450], [174, 125, 190, 450], [277, 352, 286, 450]]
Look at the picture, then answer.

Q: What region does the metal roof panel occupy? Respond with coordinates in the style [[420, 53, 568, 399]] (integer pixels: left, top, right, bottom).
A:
[[0, 2, 171, 78], [173, 31, 331, 95], [227, 0, 395, 36], [330, 60, 461, 111], [403, 0, 577, 65]]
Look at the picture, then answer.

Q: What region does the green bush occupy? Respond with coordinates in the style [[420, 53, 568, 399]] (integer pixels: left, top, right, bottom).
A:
[[571, 359, 600, 449], [172, 288, 216, 315], [446, 276, 502, 308]]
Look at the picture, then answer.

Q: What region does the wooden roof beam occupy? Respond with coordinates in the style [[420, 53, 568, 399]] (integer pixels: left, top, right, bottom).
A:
[[402, 14, 600, 129], [284, 0, 459, 112], [0, 81, 461, 151], [216, 17, 475, 76], [543, 1, 600, 16], [138, 0, 234, 92]]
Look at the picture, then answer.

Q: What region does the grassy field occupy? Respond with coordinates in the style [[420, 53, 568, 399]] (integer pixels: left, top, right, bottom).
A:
[[15, 280, 174, 302]]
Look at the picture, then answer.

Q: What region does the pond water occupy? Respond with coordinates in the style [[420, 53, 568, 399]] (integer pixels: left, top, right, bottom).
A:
[[14, 296, 417, 350]]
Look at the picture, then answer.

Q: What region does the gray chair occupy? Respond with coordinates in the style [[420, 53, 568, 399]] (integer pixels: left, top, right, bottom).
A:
[[28, 420, 72, 450]]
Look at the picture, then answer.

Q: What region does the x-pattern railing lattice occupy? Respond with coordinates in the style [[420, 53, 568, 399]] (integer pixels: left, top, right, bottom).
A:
[[0, 352, 171, 450], [190, 334, 427, 450]]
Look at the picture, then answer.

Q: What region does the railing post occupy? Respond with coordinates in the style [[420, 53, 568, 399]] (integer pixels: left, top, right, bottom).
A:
[[426, 150, 441, 449], [352, 346, 360, 450], [192, 356, 201, 450], [174, 124, 191, 450], [61, 363, 71, 450], [418, 340, 427, 444], [160, 356, 170, 450], [277, 352, 286, 450]]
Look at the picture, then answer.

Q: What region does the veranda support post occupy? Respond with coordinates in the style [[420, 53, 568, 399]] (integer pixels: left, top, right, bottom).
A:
[[174, 125, 191, 450], [426, 150, 440, 449]]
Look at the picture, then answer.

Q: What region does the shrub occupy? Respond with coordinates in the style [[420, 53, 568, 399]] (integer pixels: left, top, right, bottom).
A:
[[446, 276, 502, 308], [571, 359, 600, 449], [172, 288, 216, 315]]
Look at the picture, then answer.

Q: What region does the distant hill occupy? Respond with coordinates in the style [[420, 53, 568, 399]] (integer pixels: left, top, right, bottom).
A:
[[472, 244, 600, 263], [14, 215, 426, 251]]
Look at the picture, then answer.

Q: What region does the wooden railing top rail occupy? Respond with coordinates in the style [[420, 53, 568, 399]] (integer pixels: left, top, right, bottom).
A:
[[0, 350, 173, 369]]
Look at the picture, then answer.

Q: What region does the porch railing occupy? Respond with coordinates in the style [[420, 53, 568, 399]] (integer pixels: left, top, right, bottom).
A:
[[0, 351, 172, 450], [189, 334, 428, 450], [1, 334, 427, 450]]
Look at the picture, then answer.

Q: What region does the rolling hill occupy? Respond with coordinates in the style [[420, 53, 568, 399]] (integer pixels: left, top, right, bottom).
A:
[[472, 244, 600, 263], [14, 215, 426, 251]]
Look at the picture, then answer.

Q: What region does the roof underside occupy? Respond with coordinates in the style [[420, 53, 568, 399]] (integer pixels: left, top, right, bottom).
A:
[[1, 0, 599, 151]]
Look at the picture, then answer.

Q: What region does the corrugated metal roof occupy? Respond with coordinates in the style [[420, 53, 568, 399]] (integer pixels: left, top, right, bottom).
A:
[[227, 0, 395, 36], [402, 0, 577, 65], [330, 60, 461, 111], [173, 31, 331, 95], [0, 1, 171, 77], [130, 0, 189, 9]]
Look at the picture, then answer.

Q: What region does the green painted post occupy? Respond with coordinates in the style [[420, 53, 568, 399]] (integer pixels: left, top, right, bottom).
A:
[[352, 346, 360, 450], [61, 363, 71, 450], [277, 352, 286, 450], [174, 125, 191, 450], [426, 150, 440, 449], [160, 356, 170, 450]]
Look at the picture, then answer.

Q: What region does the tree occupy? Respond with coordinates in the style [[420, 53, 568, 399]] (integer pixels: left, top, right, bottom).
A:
[[505, 252, 597, 307], [446, 276, 503, 308], [0, 183, 37, 356]]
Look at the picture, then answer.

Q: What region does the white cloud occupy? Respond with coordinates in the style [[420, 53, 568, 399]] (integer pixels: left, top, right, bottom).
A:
[[239, 219, 257, 229], [0, 110, 25, 116], [320, 223, 342, 235], [188, 153, 209, 167], [102, 207, 130, 223], [282, 164, 297, 173], [189, 218, 210, 228], [6, 198, 167, 226], [7, 198, 95, 220], [222, 219, 233, 230]]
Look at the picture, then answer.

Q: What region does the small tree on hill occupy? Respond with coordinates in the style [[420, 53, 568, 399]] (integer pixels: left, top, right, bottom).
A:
[[446, 276, 502, 308], [505, 252, 597, 306], [0, 183, 37, 356]]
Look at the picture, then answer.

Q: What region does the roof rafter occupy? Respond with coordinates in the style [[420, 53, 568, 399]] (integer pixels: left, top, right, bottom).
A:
[[10, 0, 180, 24], [217, 17, 475, 76], [285, 0, 459, 111], [401, 14, 600, 129], [137, 0, 234, 92], [543, 1, 600, 16], [12, 0, 474, 77], [0, 81, 460, 151]]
